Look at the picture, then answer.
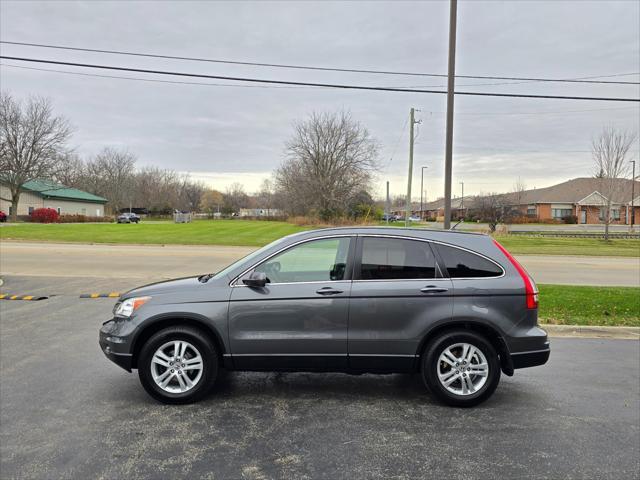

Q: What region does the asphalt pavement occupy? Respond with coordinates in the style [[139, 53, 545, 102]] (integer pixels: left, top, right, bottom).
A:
[[0, 274, 639, 479], [2, 241, 639, 286]]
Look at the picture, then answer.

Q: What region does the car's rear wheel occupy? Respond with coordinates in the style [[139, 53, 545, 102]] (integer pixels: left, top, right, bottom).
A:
[[138, 326, 218, 404], [422, 330, 500, 407]]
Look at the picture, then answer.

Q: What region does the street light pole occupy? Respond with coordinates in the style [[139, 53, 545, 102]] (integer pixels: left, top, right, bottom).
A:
[[460, 181, 464, 219], [420, 166, 428, 220]]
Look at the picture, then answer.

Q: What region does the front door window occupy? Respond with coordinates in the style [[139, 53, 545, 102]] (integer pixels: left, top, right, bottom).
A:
[[253, 237, 351, 284]]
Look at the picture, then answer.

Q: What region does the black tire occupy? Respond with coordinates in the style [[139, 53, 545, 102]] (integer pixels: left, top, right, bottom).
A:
[[138, 326, 218, 404], [422, 330, 500, 408]]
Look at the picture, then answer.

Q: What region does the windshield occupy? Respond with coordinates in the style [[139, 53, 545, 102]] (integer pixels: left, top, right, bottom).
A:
[[212, 236, 291, 280]]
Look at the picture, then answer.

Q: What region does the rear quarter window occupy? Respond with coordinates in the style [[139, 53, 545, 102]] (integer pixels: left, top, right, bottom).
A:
[[435, 243, 503, 278]]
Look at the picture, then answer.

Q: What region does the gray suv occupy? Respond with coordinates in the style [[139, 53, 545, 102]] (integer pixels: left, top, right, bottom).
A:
[[100, 227, 549, 407]]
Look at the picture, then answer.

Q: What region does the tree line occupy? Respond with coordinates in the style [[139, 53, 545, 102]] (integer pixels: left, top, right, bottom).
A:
[[1, 92, 382, 221]]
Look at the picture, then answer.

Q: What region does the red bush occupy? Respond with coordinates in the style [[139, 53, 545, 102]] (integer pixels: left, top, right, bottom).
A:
[[30, 208, 59, 223]]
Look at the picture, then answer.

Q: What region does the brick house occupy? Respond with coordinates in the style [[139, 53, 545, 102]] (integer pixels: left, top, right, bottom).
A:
[[412, 178, 639, 225], [503, 177, 640, 225]]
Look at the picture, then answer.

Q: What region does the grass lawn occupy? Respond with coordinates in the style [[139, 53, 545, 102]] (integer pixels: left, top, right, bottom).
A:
[[0, 220, 310, 247], [1, 220, 639, 256], [538, 284, 640, 327]]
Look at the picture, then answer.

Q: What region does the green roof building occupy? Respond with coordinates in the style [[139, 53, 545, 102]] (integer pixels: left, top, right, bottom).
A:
[[1, 179, 108, 217]]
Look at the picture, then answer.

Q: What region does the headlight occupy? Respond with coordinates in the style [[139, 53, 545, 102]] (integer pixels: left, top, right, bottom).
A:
[[114, 296, 151, 318]]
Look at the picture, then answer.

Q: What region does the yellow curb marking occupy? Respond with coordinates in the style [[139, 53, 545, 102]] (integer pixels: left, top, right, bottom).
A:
[[22, 296, 34, 301]]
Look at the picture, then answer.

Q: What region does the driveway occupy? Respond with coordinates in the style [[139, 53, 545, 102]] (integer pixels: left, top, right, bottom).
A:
[[0, 274, 638, 479], [1, 241, 638, 286]]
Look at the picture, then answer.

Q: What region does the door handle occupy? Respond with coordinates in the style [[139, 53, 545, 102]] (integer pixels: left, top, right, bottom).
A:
[[316, 287, 344, 295], [420, 285, 449, 294]]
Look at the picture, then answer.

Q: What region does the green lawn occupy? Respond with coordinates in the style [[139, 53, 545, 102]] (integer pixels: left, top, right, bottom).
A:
[[1, 220, 639, 256], [538, 284, 640, 327], [0, 220, 310, 247]]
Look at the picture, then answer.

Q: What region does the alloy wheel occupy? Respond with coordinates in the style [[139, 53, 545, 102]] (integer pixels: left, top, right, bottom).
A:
[[150, 340, 204, 393], [437, 342, 489, 396]]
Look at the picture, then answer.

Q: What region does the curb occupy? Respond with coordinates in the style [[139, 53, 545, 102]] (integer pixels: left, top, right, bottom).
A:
[[542, 324, 640, 340], [0, 293, 48, 301], [79, 293, 121, 299]]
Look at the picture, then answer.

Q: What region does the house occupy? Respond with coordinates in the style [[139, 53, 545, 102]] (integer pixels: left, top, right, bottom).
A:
[[501, 177, 640, 225], [0, 179, 108, 218]]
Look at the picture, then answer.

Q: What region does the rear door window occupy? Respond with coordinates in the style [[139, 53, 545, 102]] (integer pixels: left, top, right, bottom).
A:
[[359, 237, 437, 280], [435, 244, 503, 278]]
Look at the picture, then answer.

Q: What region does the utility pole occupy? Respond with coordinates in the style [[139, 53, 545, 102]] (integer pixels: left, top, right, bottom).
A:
[[443, 0, 458, 229], [405, 108, 416, 227], [459, 181, 464, 218], [631, 160, 636, 230], [386, 180, 390, 225]]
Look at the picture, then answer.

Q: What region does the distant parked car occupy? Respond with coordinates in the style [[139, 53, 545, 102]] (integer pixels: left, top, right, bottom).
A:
[[117, 212, 141, 224], [0, 210, 6, 222], [381, 214, 396, 222], [408, 215, 421, 222]]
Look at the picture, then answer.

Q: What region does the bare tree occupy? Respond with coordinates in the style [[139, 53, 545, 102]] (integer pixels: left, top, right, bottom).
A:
[[83, 147, 136, 213], [592, 127, 637, 240], [223, 182, 248, 215], [256, 178, 275, 215], [52, 152, 85, 187], [178, 175, 206, 212], [275, 111, 379, 220], [0, 93, 72, 221], [470, 193, 506, 232]]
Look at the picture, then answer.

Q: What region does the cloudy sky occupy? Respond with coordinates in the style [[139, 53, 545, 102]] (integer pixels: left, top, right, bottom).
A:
[[1, 0, 638, 200]]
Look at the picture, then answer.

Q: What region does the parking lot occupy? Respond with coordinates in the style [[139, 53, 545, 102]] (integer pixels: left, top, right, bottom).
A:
[[1, 274, 639, 479]]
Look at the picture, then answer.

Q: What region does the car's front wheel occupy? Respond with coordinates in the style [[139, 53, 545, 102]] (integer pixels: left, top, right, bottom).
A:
[[422, 330, 500, 407], [138, 326, 218, 404]]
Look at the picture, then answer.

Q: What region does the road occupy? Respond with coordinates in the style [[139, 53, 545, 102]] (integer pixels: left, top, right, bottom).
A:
[[0, 274, 638, 479], [1, 241, 639, 286]]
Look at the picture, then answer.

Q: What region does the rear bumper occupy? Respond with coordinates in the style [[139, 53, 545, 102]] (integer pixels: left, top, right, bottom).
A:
[[511, 347, 550, 369]]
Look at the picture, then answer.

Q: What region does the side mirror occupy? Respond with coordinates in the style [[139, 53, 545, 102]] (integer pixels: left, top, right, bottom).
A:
[[243, 271, 268, 288]]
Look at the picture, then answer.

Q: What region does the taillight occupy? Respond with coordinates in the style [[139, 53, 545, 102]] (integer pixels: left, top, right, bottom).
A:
[[493, 239, 538, 309]]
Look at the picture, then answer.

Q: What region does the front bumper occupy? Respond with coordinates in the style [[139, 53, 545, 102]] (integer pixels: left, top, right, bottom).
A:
[[99, 318, 135, 372]]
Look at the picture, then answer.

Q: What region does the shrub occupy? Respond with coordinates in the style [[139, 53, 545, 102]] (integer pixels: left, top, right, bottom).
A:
[[30, 208, 59, 223], [58, 214, 114, 223], [562, 215, 578, 224]]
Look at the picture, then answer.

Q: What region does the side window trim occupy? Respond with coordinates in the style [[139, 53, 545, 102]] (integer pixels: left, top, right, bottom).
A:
[[431, 241, 505, 280], [353, 234, 443, 282], [231, 235, 355, 286]]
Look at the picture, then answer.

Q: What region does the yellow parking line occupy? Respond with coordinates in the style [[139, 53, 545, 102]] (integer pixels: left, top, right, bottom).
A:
[[90, 293, 100, 298], [108, 292, 120, 298], [22, 295, 34, 301], [0, 294, 6, 299], [10, 295, 18, 300]]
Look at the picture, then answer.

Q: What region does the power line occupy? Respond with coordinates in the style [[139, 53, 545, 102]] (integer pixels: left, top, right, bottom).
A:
[[0, 63, 307, 89], [1, 56, 639, 103], [7, 63, 638, 118], [1, 40, 638, 85]]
